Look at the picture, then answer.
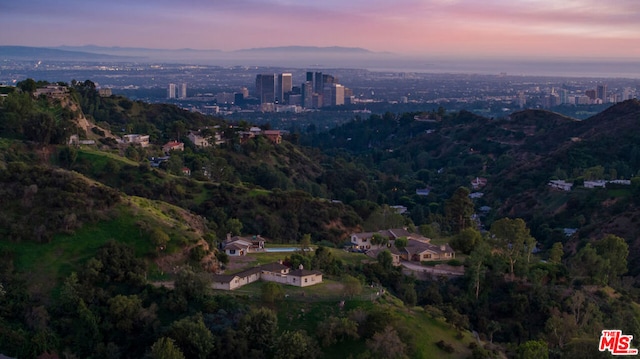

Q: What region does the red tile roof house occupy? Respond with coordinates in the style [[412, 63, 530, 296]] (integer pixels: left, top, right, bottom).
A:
[[162, 141, 184, 153], [263, 130, 282, 144]]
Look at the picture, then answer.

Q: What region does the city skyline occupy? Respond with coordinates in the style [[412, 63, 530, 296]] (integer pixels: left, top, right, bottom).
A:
[[2, 0, 640, 60]]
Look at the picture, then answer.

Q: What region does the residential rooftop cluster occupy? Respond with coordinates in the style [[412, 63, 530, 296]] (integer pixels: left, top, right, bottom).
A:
[[548, 179, 631, 192]]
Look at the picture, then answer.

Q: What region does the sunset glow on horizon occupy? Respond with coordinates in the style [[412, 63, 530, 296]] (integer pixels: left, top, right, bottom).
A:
[[2, 0, 640, 59]]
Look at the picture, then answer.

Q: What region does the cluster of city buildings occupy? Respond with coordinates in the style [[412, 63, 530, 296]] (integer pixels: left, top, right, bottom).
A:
[[253, 71, 353, 110], [168, 71, 354, 113], [167, 82, 187, 99], [520, 83, 636, 109]]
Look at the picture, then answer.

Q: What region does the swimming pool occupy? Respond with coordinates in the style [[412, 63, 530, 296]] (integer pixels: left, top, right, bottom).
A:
[[263, 247, 311, 253]]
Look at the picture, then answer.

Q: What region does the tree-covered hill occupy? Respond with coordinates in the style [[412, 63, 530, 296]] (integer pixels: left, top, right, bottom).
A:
[[302, 101, 640, 266], [3, 80, 640, 358], [0, 163, 120, 242]]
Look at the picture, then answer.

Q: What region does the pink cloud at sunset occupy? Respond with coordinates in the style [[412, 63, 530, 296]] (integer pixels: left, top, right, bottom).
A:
[[1, 0, 639, 59]]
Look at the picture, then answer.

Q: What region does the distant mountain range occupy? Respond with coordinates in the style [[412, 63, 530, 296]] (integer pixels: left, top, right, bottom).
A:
[[58, 45, 379, 55], [0, 45, 381, 60], [0, 45, 394, 68], [3, 45, 640, 78], [234, 46, 380, 54], [0, 45, 126, 60]]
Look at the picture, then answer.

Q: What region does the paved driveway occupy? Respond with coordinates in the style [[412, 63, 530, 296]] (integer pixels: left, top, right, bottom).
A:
[[400, 260, 464, 277]]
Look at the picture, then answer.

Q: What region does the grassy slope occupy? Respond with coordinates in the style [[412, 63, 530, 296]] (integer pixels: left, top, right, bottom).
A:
[[274, 293, 473, 359], [215, 249, 473, 358], [0, 194, 204, 295], [0, 206, 148, 294], [77, 147, 139, 167]]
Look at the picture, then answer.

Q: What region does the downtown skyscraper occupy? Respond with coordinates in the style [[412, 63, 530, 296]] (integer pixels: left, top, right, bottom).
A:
[[255, 74, 276, 104], [167, 83, 176, 99], [277, 73, 292, 104]]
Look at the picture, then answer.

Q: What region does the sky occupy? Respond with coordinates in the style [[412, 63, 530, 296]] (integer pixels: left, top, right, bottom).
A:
[[2, 0, 640, 59]]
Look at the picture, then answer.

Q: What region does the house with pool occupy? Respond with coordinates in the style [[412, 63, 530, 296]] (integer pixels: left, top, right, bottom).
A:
[[222, 234, 266, 256]]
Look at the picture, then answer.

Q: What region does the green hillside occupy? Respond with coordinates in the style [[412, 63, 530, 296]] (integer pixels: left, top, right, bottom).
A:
[[2, 80, 640, 359]]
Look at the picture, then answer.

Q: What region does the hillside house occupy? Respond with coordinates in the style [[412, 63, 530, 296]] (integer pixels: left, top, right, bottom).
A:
[[350, 232, 376, 250], [149, 156, 170, 168], [187, 131, 210, 147], [211, 262, 322, 290], [68, 135, 96, 146], [390, 205, 408, 214], [403, 241, 455, 262], [609, 180, 631, 185], [416, 188, 431, 196], [162, 141, 184, 153], [238, 131, 256, 144], [264, 130, 282, 144], [222, 235, 266, 256], [211, 267, 262, 290], [351, 228, 455, 262], [123, 134, 150, 147], [584, 180, 606, 189], [288, 266, 323, 287], [98, 88, 112, 97], [351, 228, 419, 250], [471, 177, 488, 190], [34, 85, 68, 99], [213, 131, 226, 146], [548, 180, 573, 191]]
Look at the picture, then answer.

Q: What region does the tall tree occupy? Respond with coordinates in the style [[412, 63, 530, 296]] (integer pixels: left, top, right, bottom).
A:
[[394, 237, 408, 251], [490, 218, 535, 279], [445, 187, 475, 234], [371, 233, 389, 247], [168, 314, 214, 359], [273, 330, 321, 359], [17, 78, 37, 93], [149, 337, 186, 359], [107, 294, 143, 332], [465, 242, 490, 299], [594, 234, 629, 284], [342, 275, 363, 298], [261, 282, 284, 304], [517, 340, 549, 359], [570, 244, 608, 284], [300, 233, 312, 251], [451, 227, 482, 254], [25, 112, 56, 146], [366, 326, 408, 359], [377, 250, 394, 271], [241, 307, 278, 354], [548, 242, 564, 264]]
